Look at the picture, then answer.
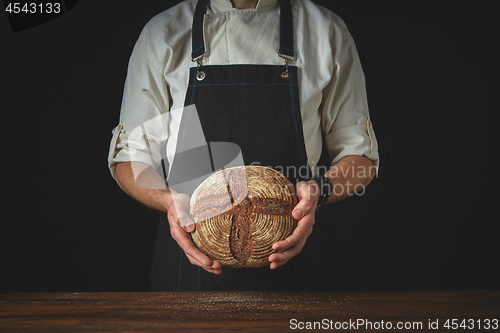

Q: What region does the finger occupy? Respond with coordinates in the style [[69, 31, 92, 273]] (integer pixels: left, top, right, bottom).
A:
[[167, 199, 195, 231], [293, 183, 319, 220], [166, 192, 189, 213], [185, 252, 223, 275], [272, 214, 314, 251], [171, 221, 222, 274], [269, 234, 309, 269], [182, 222, 195, 233], [293, 196, 317, 219], [269, 244, 300, 264], [174, 193, 191, 212], [170, 224, 213, 268], [296, 180, 321, 201], [178, 211, 195, 231], [167, 201, 221, 274]]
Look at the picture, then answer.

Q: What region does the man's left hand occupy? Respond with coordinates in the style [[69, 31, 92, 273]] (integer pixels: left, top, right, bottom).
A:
[[268, 180, 320, 269]]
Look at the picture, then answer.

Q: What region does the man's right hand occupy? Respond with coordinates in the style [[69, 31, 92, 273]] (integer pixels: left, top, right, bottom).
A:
[[165, 191, 223, 275], [114, 162, 222, 275]]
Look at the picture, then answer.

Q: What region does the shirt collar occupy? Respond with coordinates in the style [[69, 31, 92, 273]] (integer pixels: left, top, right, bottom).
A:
[[209, 0, 278, 13]]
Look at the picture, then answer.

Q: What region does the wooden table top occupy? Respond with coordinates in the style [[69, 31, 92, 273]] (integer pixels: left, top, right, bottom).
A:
[[1, 291, 499, 332]]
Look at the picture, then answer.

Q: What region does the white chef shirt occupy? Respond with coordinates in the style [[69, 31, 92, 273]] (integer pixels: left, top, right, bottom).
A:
[[107, 0, 379, 180]]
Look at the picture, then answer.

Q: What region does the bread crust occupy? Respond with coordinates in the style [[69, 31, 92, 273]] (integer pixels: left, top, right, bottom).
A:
[[190, 166, 298, 268]]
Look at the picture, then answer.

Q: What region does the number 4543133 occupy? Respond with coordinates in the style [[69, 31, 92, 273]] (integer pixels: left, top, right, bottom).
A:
[[444, 319, 498, 330], [5, 3, 61, 14]]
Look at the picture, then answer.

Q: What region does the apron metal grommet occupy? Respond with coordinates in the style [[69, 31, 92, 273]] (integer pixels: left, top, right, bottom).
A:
[[196, 71, 206, 81], [193, 56, 205, 81], [280, 57, 292, 80]]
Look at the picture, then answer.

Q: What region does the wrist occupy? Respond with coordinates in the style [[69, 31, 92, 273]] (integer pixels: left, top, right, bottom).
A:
[[149, 189, 170, 213], [163, 189, 178, 213]]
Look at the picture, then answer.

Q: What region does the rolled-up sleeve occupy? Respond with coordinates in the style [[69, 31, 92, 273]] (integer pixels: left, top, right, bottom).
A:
[[107, 25, 171, 179], [321, 29, 379, 172]]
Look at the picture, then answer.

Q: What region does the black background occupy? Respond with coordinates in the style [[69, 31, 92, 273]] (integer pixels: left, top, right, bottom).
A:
[[1, 1, 497, 292]]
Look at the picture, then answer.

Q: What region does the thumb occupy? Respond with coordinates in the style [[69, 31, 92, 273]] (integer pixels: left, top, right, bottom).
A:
[[182, 221, 195, 233]]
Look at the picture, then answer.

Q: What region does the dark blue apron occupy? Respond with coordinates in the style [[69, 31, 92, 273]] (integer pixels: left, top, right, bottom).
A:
[[149, 0, 329, 291]]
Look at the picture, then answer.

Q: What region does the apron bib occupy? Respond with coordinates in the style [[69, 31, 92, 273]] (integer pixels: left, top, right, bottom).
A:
[[150, 0, 326, 291]]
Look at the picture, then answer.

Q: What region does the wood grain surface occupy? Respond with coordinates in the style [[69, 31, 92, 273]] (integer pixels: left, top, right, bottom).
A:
[[1, 291, 499, 332]]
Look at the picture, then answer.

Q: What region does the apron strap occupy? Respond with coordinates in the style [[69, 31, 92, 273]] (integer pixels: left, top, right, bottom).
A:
[[191, 0, 296, 61], [191, 0, 207, 61], [278, 0, 296, 60]]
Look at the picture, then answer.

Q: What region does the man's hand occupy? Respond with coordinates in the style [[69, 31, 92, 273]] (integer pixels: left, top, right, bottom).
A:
[[166, 191, 223, 275], [268, 180, 320, 269], [115, 162, 222, 275]]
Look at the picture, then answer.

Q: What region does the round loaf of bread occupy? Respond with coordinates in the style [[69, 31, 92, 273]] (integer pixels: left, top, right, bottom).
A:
[[190, 166, 298, 268]]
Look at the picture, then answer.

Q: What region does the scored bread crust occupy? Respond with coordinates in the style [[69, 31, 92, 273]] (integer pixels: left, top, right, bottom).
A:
[[190, 166, 298, 268]]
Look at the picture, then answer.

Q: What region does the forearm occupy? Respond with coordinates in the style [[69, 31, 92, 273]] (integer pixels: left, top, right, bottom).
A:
[[114, 161, 171, 213], [325, 155, 376, 203]]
